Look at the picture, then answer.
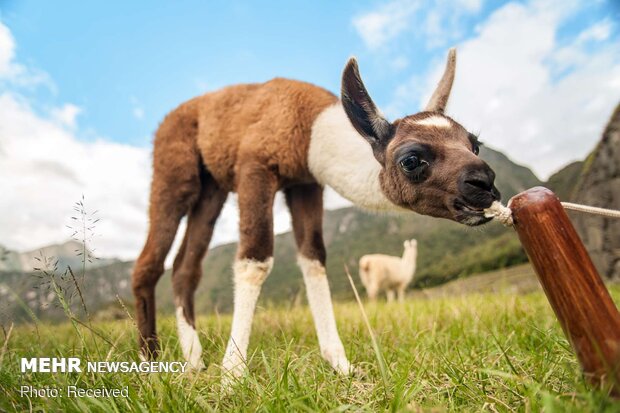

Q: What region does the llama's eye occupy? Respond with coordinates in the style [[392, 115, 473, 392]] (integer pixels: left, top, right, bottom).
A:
[[473, 144, 480, 155], [399, 155, 420, 173]]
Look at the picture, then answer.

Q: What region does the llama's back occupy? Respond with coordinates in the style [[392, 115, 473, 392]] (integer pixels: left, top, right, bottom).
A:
[[187, 78, 337, 191]]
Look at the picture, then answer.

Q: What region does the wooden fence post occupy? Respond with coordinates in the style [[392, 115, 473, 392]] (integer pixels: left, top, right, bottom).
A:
[[510, 186, 620, 394]]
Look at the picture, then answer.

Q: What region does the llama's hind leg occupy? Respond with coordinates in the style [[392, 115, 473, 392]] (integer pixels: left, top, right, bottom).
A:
[[286, 184, 353, 375], [386, 289, 395, 303], [132, 178, 198, 360], [132, 106, 201, 361], [221, 166, 277, 382], [172, 177, 227, 370]]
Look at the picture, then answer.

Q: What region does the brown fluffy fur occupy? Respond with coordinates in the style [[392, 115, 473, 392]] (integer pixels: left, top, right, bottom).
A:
[[132, 79, 336, 357]]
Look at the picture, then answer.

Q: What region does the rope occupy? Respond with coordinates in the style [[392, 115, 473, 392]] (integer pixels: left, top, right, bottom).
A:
[[560, 202, 620, 219], [484, 201, 513, 226], [483, 200, 620, 228]]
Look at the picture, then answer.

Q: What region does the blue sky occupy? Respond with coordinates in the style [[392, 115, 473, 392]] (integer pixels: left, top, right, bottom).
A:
[[0, 0, 619, 259], [3, 1, 617, 146]]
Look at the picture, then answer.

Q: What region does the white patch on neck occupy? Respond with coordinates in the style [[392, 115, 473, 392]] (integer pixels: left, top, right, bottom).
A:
[[415, 115, 451, 128], [308, 103, 402, 212], [175, 307, 205, 370]]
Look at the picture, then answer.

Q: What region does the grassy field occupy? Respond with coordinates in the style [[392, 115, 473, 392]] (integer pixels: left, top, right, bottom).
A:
[[1, 286, 620, 412]]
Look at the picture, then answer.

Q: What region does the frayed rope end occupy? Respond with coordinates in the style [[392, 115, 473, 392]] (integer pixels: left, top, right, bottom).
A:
[[484, 201, 514, 227]]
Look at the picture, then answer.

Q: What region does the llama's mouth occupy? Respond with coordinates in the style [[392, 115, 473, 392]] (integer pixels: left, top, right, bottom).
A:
[[453, 199, 493, 226]]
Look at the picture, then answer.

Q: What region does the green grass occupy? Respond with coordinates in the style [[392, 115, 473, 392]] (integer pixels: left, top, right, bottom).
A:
[[1, 288, 620, 412]]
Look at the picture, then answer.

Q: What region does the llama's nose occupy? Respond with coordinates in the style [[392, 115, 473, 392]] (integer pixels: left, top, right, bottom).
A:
[[458, 163, 500, 207], [464, 167, 494, 191]]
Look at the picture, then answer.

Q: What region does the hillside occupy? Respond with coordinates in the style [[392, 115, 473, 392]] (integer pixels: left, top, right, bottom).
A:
[[545, 160, 584, 201], [570, 103, 620, 280], [476, 147, 542, 197], [0, 259, 133, 324], [413, 263, 539, 299]]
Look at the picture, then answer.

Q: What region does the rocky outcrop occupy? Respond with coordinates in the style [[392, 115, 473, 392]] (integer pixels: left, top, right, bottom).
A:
[[570, 104, 620, 281]]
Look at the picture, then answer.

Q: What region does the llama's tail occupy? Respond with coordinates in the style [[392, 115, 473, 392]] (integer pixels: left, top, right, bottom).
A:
[[358, 257, 371, 287]]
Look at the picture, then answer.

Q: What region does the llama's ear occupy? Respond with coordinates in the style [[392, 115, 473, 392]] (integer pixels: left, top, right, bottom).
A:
[[425, 48, 456, 113], [341, 57, 394, 163]]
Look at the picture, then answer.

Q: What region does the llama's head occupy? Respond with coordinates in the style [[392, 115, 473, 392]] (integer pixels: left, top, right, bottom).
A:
[[341, 49, 500, 226]]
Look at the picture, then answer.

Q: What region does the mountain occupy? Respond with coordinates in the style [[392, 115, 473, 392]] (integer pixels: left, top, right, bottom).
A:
[[569, 103, 620, 280], [545, 161, 584, 201], [478, 147, 542, 198], [0, 240, 118, 272], [0, 255, 133, 324], [1, 146, 554, 321]]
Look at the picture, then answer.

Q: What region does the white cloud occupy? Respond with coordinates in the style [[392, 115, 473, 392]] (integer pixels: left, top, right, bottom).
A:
[[386, 0, 620, 179], [353, 0, 485, 50], [0, 93, 147, 258], [576, 18, 612, 44], [51, 103, 82, 129], [352, 1, 421, 50], [0, 21, 51, 89]]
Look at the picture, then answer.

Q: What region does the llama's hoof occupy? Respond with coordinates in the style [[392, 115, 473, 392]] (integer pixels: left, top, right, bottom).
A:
[[187, 357, 206, 371], [322, 348, 355, 376], [336, 362, 366, 379], [347, 363, 366, 378], [220, 353, 247, 390], [220, 367, 245, 393]]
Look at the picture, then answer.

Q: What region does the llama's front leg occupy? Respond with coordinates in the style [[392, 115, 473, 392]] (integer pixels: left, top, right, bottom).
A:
[[297, 255, 352, 374], [222, 258, 273, 378], [221, 165, 277, 384], [386, 289, 395, 302], [285, 184, 353, 375]]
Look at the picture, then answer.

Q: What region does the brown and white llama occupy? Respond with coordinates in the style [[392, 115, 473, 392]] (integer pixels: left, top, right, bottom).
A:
[[359, 239, 417, 302], [131, 48, 500, 381]]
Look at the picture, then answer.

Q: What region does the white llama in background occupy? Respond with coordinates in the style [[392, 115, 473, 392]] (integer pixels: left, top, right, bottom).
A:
[[359, 239, 418, 302]]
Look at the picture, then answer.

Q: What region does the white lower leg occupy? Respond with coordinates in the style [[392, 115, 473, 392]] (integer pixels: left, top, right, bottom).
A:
[[175, 307, 205, 370], [221, 257, 273, 378], [297, 255, 351, 374]]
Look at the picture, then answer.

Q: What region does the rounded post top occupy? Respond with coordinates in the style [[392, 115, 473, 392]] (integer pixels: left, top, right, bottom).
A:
[[509, 186, 561, 214]]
